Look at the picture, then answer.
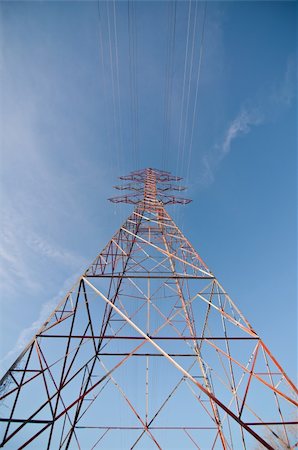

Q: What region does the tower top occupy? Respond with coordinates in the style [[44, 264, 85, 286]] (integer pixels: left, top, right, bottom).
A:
[[109, 168, 191, 208]]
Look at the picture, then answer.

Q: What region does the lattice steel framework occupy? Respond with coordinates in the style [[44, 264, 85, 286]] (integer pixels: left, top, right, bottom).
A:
[[0, 168, 297, 449]]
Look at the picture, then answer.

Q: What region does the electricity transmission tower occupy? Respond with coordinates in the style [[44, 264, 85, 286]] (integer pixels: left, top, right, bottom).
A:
[[0, 168, 297, 449]]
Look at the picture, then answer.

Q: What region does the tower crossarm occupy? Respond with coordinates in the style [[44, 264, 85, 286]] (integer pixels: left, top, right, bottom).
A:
[[109, 168, 191, 207]]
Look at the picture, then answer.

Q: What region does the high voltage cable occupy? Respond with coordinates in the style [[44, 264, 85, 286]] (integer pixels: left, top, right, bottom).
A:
[[162, 2, 173, 170], [97, 1, 205, 209], [127, 0, 134, 168], [166, 0, 177, 171], [181, 2, 207, 234], [133, 0, 139, 170], [175, 0, 196, 224], [106, 1, 121, 176], [180, 0, 199, 178], [174, 1, 207, 230], [185, 2, 207, 186], [174, 0, 192, 222], [106, 1, 126, 219], [96, 1, 112, 177], [162, 1, 177, 171], [97, 1, 121, 224], [128, 0, 139, 171], [176, 0, 192, 178], [112, 0, 125, 173]]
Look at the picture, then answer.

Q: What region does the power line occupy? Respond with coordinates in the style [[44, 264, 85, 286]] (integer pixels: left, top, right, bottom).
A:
[[106, 0, 121, 176], [176, 0, 192, 178], [96, 1, 112, 175], [186, 1, 207, 186], [162, 0, 177, 171], [174, 0, 192, 222], [180, 0, 199, 178], [175, 1, 199, 226], [112, 0, 125, 173], [128, 0, 139, 170]]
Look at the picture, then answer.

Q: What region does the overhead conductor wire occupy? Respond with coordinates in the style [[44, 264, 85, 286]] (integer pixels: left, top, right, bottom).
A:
[[161, 1, 173, 170], [97, 1, 122, 221], [96, 1, 112, 176], [181, 2, 207, 232], [185, 1, 207, 187], [106, 0, 121, 176], [113, 0, 127, 219], [175, 0, 192, 179], [162, 0, 177, 171], [180, 0, 199, 177], [134, 0, 139, 170], [128, 0, 139, 170], [112, 0, 125, 173], [174, 0, 193, 223]]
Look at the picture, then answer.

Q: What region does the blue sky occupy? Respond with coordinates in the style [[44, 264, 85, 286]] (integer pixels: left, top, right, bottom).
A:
[[0, 0, 296, 388]]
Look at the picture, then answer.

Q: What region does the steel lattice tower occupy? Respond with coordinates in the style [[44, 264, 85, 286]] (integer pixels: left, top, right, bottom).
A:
[[0, 168, 297, 449]]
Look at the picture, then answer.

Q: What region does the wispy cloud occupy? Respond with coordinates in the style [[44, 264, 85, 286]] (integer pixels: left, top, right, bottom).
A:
[[198, 106, 263, 187], [0, 205, 87, 296], [0, 273, 80, 375], [221, 108, 263, 156], [271, 57, 296, 108], [0, 20, 113, 375], [0, 216, 40, 293], [199, 57, 296, 187], [26, 234, 82, 268]]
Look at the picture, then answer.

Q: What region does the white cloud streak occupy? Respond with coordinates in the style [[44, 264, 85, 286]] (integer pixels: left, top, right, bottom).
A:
[[0, 22, 111, 374], [0, 205, 86, 296], [0, 273, 80, 375], [221, 108, 263, 156], [198, 106, 263, 187], [271, 57, 296, 108], [199, 57, 296, 187]]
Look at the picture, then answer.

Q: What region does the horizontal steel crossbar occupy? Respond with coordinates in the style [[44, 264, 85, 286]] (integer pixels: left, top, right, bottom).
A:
[[35, 335, 260, 340], [86, 274, 215, 279]]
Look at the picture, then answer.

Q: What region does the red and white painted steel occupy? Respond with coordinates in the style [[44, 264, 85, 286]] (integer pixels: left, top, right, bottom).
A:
[[0, 168, 297, 449]]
